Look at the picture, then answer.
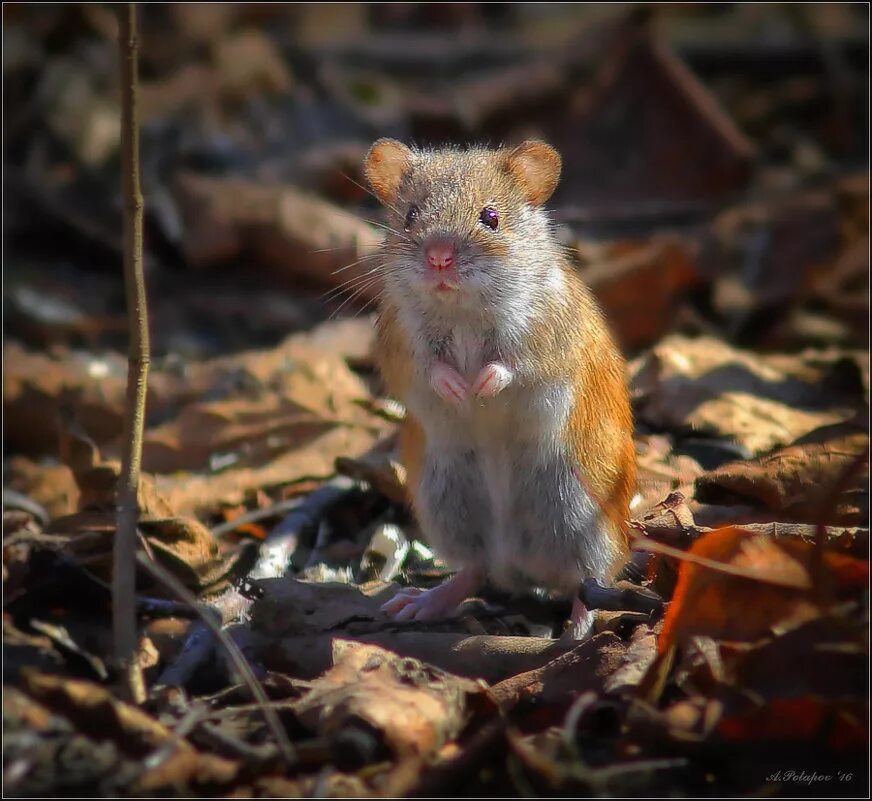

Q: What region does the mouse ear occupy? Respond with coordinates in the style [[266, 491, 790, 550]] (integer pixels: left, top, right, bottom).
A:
[[364, 139, 414, 207], [504, 140, 561, 206]]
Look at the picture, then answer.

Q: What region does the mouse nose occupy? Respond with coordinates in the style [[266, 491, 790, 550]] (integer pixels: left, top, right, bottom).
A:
[[425, 243, 455, 271]]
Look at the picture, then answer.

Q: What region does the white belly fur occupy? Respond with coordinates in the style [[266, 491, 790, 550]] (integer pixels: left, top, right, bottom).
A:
[[408, 368, 617, 595]]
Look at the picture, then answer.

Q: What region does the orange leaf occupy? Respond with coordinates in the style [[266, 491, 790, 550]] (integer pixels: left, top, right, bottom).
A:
[[719, 697, 867, 750], [658, 527, 868, 653]]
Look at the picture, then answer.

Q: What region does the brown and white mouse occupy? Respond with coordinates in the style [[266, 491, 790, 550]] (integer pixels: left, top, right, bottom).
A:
[[363, 139, 636, 637]]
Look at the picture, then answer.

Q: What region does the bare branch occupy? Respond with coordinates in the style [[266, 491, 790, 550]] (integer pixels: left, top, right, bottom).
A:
[[113, 1, 149, 704]]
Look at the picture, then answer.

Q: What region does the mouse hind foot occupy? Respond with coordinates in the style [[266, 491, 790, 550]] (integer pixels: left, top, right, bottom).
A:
[[565, 594, 595, 640], [381, 567, 481, 621]]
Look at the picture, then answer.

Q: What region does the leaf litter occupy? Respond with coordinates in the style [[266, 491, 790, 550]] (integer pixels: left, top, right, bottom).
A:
[[2, 4, 868, 798]]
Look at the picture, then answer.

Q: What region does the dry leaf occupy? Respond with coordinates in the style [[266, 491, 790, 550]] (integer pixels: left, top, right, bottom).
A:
[[47, 409, 237, 591], [553, 24, 753, 209], [154, 423, 386, 516], [718, 697, 867, 750], [3, 343, 126, 456], [20, 670, 193, 756], [630, 335, 867, 455], [5, 456, 79, 520], [695, 428, 868, 525], [19, 670, 238, 792], [582, 237, 702, 350], [293, 640, 477, 759], [141, 398, 340, 474], [658, 526, 868, 652]]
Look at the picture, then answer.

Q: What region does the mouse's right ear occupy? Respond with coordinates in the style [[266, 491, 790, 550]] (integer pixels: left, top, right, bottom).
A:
[[364, 139, 413, 207]]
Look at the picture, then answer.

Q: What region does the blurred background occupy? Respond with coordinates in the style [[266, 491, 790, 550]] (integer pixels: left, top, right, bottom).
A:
[[3, 2, 869, 501], [2, 10, 869, 795]]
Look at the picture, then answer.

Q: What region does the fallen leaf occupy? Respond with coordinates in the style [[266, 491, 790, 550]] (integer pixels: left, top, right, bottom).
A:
[[718, 697, 866, 750], [294, 641, 477, 759], [20, 670, 193, 756], [18, 670, 239, 792], [657, 527, 868, 653], [582, 236, 703, 350], [140, 398, 340, 474], [695, 427, 868, 525], [47, 409, 239, 591], [711, 188, 841, 311], [5, 457, 79, 520], [135, 747, 239, 794], [3, 343, 126, 456], [630, 335, 867, 455], [725, 614, 867, 701], [552, 21, 753, 210], [210, 28, 292, 102], [154, 423, 386, 516]]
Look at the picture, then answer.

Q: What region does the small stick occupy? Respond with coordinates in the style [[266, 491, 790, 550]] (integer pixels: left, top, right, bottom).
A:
[[250, 476, 354, 579], [137, 552, 296, 765], [155, 477, 355, 688], [113, 1, 148, 704], [141, 704, 207, 772], [578, 580, 663, 616]]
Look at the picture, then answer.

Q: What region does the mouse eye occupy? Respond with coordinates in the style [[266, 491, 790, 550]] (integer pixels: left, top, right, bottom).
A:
[[479, 207, 499, 230], [404, 204, 420, 230]]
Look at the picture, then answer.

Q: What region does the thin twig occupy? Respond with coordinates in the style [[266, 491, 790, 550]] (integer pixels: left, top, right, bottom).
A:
[[136, 552, 296, 765], [630, 532, 812, 589], [155, 478, 355, 685], [113, 1, 148, 704]]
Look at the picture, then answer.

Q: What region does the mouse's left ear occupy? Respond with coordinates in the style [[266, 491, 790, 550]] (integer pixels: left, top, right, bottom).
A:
[[504, 140, 561, 206], [365, 138, 414, 207]]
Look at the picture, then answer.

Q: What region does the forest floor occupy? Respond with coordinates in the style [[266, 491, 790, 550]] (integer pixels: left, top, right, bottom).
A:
[[3, 4, 869, 797]]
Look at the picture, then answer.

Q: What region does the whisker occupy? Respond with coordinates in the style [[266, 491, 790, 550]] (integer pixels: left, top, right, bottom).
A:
[[326, 205, 412, 245], [329, 252, 384, 277], [327, 278, 384, 320], [319, 273, 384, 305], [355, 289, 387, 318], [360, 217, 411, 242], [319, 263, 388, 300], [329, 243, 408, 277]]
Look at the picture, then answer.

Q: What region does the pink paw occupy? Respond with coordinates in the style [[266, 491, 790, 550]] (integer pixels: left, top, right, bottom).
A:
[[566, 595, 595, 640], [380, 586, 458, 621], [380, 570, 481, 622], [430, 362, 469, 406], [473, 362, 513, 398]]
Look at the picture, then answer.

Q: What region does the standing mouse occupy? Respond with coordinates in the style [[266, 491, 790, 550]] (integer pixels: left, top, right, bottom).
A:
[[363, 139, 636, 637]]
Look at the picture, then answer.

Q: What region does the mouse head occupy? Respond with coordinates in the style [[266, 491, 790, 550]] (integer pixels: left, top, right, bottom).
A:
[[364, 140, 563, 315]]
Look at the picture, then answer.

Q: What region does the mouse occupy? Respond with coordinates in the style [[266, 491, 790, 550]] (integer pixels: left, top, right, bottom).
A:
[[363, 138, 636, 638]]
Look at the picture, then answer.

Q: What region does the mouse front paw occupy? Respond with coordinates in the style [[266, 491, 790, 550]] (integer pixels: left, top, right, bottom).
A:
[[473, 362, 514, 398], [429, 362, 469, 406]]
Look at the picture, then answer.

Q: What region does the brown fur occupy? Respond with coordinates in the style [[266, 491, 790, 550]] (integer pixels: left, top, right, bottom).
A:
[[376, 257, 636, 575], [370, 140, 636, 583]]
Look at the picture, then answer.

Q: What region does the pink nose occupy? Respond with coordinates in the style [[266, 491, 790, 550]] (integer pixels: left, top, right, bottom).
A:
[[425, 244, 455, 271]]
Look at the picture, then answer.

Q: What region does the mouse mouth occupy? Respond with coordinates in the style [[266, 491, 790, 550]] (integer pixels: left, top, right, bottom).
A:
[[419, 268, 461, 296], [433, 278, 459, 293]]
